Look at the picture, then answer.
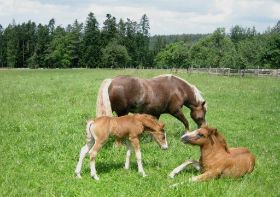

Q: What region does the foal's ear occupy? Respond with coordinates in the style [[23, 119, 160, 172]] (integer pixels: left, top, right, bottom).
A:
[[208, 127, 217, 136]]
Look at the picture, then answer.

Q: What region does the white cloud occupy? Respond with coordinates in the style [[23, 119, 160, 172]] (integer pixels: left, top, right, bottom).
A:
[[0, 0, 279, 34]]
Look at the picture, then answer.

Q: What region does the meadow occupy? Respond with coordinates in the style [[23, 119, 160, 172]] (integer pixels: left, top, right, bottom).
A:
[[0, 69, 279, 197]]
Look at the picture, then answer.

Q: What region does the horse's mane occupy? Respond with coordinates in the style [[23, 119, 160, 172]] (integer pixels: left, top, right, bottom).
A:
[[154, 74, 205, 105]]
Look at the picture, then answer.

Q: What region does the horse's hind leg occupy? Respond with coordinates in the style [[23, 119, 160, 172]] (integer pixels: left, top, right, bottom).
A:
[[75, 141, 94, 178], [169, 160, 200, 178]]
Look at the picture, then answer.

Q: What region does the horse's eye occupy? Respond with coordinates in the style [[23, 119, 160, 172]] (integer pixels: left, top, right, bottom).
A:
[[197, 133, 204, 138]]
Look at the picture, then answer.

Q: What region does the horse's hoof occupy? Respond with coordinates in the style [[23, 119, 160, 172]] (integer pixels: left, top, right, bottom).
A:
[[76, 174, 82, 179]]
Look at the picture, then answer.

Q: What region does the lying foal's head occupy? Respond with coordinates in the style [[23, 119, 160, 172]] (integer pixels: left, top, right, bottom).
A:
[[181, 126, 228, 151]]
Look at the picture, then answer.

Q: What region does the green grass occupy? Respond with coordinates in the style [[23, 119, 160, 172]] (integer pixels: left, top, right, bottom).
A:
[[0, 69, 279, 196]]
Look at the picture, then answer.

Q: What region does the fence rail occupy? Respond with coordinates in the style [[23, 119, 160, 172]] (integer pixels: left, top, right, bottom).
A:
[[147, 67, 280, 77]]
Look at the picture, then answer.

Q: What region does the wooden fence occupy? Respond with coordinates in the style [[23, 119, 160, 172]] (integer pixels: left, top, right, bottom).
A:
[[143, 67, 280, 77]]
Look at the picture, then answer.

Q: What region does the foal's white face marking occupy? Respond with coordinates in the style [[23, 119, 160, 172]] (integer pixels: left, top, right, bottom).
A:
[[181, 130, 198, 139], [161, 132, 168, 149]]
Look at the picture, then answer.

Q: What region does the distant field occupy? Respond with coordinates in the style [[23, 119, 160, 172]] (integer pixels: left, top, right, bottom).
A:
[[0, 69, 279, 196]]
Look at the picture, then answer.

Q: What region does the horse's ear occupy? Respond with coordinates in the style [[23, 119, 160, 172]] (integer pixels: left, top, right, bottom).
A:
[[189, 104, 195, 109]]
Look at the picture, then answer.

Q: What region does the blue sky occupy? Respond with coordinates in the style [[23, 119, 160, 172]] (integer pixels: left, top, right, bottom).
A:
[[0, 0, 279, 35]]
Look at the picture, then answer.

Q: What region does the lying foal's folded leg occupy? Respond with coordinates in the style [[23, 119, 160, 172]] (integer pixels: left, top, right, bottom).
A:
[[169, 160, 200, 178]]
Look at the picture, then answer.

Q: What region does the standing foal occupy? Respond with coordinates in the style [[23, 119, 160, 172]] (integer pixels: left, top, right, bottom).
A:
[[75, 114, 168, 180]]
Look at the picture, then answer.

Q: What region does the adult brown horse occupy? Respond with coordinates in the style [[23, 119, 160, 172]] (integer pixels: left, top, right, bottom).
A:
[[96, 74, 207, 132]]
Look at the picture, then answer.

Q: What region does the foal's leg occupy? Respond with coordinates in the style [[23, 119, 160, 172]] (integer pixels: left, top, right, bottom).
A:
[[124, 140, 132, 170], [75, 141, 94, 178], [89, 140, 104, 180], [190, 170, 220, 182], [130, 137, 146, 177], [169, 160, 200, 178]]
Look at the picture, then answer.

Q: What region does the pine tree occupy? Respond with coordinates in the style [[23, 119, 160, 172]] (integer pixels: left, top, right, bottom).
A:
[[81, 12, 101, 68], [68, 19, 83, 67], [0, 24, 6, 67], [101, 14, 118, 47], [5, 21, 18, 68]]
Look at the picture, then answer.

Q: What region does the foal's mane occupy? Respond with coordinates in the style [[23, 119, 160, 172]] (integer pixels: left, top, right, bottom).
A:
[[135, 114, 163, 131], [210, 129, 229, 153]]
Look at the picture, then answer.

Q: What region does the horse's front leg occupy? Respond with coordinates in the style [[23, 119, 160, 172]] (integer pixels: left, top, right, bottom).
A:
[[89, 140, 103, 180], [130, 137, 146, 177], [169, 159, 200, 178], [124, 140, 132, 170], [171, 109, 190, 132]]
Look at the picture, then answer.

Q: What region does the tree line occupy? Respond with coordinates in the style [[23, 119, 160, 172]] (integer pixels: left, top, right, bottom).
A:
[[155, 22, 280, 69], [0, 12, 279, 69], [0, 13, 151, 68]]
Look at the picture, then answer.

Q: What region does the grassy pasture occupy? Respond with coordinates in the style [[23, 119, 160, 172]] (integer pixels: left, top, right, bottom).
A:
[[0, 69, 279, 196]]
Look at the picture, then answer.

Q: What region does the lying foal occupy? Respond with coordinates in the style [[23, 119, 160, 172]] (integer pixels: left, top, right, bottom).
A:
[[75, 114, 168, 180], [169, 126, 255, 182]]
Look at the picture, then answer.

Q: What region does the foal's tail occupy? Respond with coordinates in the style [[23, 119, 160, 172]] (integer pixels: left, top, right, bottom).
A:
[[86, 120, 95, 143], [96, 78, 113, 117]]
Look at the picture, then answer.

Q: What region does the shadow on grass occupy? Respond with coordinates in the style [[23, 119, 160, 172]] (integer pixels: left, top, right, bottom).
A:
[[84, 161, 124, 174]]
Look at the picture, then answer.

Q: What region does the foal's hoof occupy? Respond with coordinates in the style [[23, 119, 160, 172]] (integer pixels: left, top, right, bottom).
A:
[[76, 174, 82, 179], [169, 173, 175, 179], [142, 173, 147, 177], [91, 175, 100, 181], [189, 176, 198, 182]]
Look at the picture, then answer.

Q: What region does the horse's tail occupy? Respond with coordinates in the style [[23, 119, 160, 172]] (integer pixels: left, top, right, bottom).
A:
[[96, 78, 113, 117], [136, 114, 164, 131]]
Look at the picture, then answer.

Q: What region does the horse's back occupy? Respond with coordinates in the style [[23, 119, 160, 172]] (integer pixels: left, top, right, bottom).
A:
[[108, 75, 185, 116]]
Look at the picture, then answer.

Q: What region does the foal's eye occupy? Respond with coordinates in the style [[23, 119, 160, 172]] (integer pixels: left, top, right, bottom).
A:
[[197, 133, 204, 138]]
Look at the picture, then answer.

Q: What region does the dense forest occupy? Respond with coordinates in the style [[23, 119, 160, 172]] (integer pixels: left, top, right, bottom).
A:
[[0, 12, 279, 69]]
